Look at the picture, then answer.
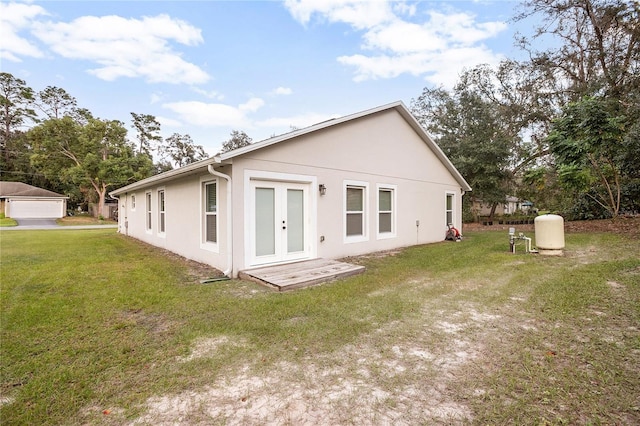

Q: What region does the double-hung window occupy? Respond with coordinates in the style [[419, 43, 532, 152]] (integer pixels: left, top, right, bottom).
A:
[[204, 181, 217, 244], [446, 193, 454, 226], [345, 181, 368, 242], [145, 192, 152, 231], [377, 185, 396, 238], [158, 190, 165, 234]]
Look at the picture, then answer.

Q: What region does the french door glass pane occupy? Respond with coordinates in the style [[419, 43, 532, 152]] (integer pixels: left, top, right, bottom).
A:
[[255, 188, 275, 256], [287, 189, 304, 253]]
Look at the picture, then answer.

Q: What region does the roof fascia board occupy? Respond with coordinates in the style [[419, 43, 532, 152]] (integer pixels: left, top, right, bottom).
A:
[[110, 158, 217, 196], [6, 196, 69, 200]]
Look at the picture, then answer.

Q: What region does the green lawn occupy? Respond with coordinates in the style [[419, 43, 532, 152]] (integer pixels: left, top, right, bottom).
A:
[[0, 217, 17, 227], [1, 228, 639, 425]]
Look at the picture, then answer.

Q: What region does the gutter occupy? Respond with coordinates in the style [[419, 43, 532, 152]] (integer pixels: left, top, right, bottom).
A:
[[207, 164, 233, 277]]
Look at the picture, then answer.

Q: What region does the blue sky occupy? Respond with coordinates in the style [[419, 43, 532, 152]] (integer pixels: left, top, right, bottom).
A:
[[2, 0, 531, 155]]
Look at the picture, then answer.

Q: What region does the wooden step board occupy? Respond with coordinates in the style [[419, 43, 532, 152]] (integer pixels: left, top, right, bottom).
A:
[[239, 258, 365, 291]]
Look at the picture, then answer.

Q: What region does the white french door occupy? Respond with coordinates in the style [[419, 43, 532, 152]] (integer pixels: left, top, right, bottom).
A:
[[250, 181, 310, 266]]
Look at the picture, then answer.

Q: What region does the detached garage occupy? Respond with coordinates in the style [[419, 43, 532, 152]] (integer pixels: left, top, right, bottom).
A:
[[0, 182, 68, 219]]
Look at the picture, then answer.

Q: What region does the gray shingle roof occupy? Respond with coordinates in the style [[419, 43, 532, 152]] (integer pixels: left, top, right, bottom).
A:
[[0, 181, 66, 198]]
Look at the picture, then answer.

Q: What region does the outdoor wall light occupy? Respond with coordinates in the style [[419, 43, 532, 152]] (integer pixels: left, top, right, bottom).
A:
[[319, 184, 327, 195]]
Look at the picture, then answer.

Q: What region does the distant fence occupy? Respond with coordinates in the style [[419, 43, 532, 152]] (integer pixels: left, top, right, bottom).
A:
[[478, 216, 536, 226]]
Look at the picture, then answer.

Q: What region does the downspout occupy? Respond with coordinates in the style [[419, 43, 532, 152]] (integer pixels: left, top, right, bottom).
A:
[[207, 164, 233, 277], [123, 193, 128, 236]]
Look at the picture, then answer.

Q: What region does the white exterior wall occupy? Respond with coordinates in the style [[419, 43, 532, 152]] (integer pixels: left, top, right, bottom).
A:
[[117, 171, 230, 271], [229, 109, 464, 274], [112, 105, 467, 278]]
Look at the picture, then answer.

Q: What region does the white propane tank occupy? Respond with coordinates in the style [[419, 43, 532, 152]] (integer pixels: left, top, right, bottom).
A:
[[534, 214, 565, 255]]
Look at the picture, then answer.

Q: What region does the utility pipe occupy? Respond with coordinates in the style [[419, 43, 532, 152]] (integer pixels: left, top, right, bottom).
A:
[[207, 164, 233, 277]]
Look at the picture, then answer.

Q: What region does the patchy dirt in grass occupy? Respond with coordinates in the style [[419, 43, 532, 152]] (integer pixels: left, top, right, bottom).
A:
[[115, 309, 176, 334], [119, 219, 639, 425], [131, 326, 478, 425], [176, 336, 249, 363], [128, 300, 514, 425]]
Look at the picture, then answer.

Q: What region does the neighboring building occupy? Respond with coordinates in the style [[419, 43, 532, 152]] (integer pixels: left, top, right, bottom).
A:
[[110, 102, 472, 277], [90, 199, 118, 220], [473, 196, 535, 217], [0, 181, 68, 219]]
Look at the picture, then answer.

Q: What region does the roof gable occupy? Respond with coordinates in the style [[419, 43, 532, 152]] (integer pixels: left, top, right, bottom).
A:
[[217, 101, 471, 191], [111, 101, 471, 196], [0, 181, 67, 198]]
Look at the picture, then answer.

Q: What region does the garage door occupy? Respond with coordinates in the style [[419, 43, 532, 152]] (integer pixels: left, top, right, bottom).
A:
[[9, 199, 64, 218]]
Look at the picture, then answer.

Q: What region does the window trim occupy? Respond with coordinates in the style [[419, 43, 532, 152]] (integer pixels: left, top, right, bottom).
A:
[[343, 180, 369, 244], [200, 178, 219, 252], [145, 191, 152, 233], [376, 184, 397, 240], [445, 191, 455, 227], [157, 188, 166, 236]]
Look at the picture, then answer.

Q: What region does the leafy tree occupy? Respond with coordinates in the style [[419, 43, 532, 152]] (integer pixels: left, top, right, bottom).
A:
[[0, 73, 37, 165], [29, 116, 153, 217], [130, 112, 162, 156], [411, 61, 552, 221], [547, 96, 628, 217], [513, 0, 639, 216], [413, 86, 512, 220], [162, 133, 207, 168], [220, 130, 252, 153], [36, 86, 77, 119], [516, 0, 640, 102]]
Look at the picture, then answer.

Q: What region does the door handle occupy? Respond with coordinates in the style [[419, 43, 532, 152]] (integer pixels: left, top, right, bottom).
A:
[[282, 220, 286, 230]]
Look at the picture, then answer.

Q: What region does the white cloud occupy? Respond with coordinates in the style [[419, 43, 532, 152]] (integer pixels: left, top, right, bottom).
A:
[[272, 86, 293, 95], [338, 45, 503, 88], [284, 0, 507, 88], [156, 115, 183, 128], [150, 92, 164, 105], [31, 14, 209, 84], [162, 98, 265, 128], [392, 2, 416, 17], [284, 0, 394, 29], [190, 87, 225, 100], [362, 20, 447, 53], [428, 11, 506, 45], [0, 2, 47, 62], [239, 97, 265, 113]]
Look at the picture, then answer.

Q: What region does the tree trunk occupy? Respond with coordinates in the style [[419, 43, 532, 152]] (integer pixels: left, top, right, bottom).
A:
[[89, 180, 107, 218], [489, 202, 499, 222], [96, 184, 107, 219]]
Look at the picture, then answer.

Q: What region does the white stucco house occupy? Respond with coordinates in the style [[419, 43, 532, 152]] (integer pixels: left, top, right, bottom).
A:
[[110, 101, 471, 278]]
